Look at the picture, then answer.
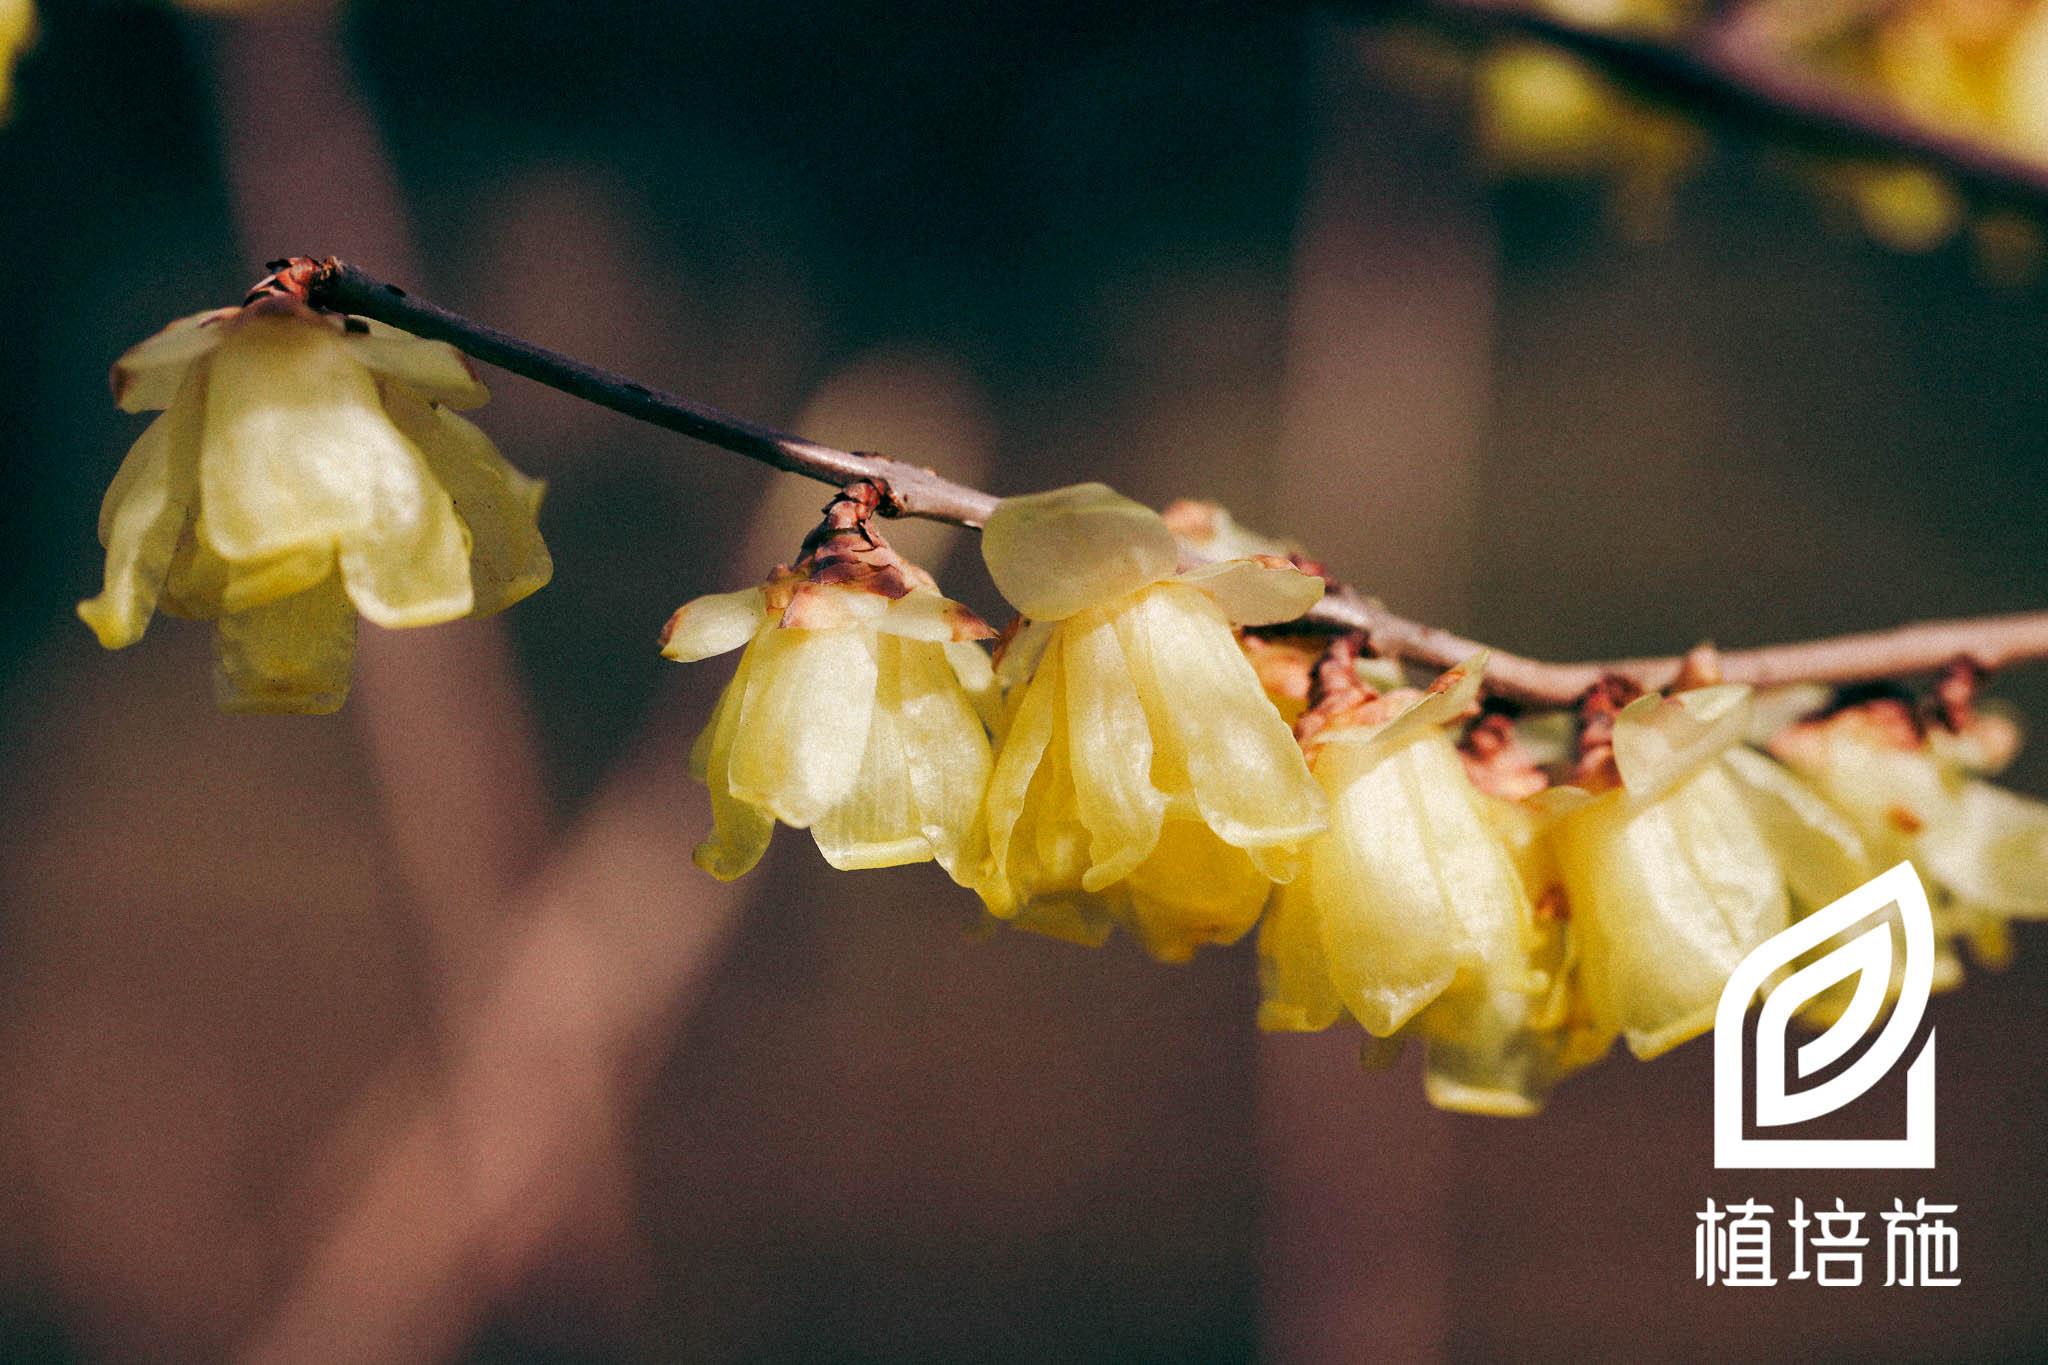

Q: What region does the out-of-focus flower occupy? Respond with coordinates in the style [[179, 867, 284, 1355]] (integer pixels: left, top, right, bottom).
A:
[[976, 484, 1326, 961], [78, 294, 551, 713], [1, 0, 33, 118], [1469, 0, 1705, 239], [665, 482, 996, 884], [1547, 680, 1872, 1059], [1771, 685, 2048, 935], [1258, 643, 1611, 1115]]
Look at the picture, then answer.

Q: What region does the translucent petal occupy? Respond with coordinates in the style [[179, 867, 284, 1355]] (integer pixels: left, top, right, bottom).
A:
[[333, 436, 477, 628], [694, 645, 776, 880], [111, 309, 231, 413], [212, 576, 358, 715], [812, 651, 928, 870], [167, 528, 333, 619], [1119, 820, 1273, 962], [876, 588, 993, 643], [1720, 746, 1873, 908], [661, 588, 768, 662], [980, 482, 1177, 621], [1170, 557, 1324, 626], [893, 637, 995, 884], [943, 640, 1003, 736], [380, 381, 551, 617], [77, 393, 200, 649], [1119, 583, 1324, 854], [1557, 767, 1786, 1058], [1060, 606, 1167, 892], [1611, 683, 1752, 806], [981, 636, 1065, 914], [200, 316, 421, 563], [727, 624, 877, 828], [343, 320, 489, 409], [1257, 880, 1344, 1032], [1922, 780, 2048, 916]]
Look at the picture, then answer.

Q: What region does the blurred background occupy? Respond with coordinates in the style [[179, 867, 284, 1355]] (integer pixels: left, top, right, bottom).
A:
[[2, 0, 2046, 1360]]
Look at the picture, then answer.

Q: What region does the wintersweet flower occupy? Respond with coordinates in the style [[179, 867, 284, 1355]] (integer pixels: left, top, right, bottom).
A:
[[1546, 680, 1872, 1059], [1256, 646, 1605, 1113], [664, 483, 996, 884], [78, 291, 551, 713], [976, 483, 1327, 961], [1769, 680, 2048, 971]]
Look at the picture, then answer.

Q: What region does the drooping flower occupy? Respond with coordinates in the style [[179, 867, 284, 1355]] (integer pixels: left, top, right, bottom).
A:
[[664, 482, 997, 884], [1545, 679, 1873, 1059], [0, 1, 30, 118], [976, 483, 1327, 961], [1769, 677, 2048, 977], [78, 285, 551, 713], [1257, 643, 1608, 1114]]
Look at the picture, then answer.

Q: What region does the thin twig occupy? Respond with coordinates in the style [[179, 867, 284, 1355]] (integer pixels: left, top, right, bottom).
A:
[[278, 257, 2048, 707], [1402, 0, 2048, 210]]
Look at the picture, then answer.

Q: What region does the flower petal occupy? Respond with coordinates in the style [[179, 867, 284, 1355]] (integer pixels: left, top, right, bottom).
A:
[[727, 624, 877, 827], [1060, 606, 1167, 892], [1171, 558, 1324, 627], [1257, 880, 1345, 1032], [380, 381, 551, 616], [77, 392, 201, 648], [333, 436, 476, 628], [1611, 683, 1752, 806], [694, 644, 776, 880], [1720, 746, 1873, 907], [1119, 583, 1324, 856], [661, 588, 769, 662], [212, 576, 358, 715], [982, 635, 1065, 913], [200, 316, 407, 562], [1923, 779, 2048, 916], [1120, 819, 1272, 961], [893, 637, 995, 884], [343, 319, 489, 409], [164, 528, 333, 619], [110, 309, 232, 413], [812, 656, 928, 870], [875, 587, 995, 642], [981, 483, 1178, 621]]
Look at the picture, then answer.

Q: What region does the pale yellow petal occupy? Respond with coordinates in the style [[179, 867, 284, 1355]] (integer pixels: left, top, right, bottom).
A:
[[981, 482, 1177, 620], [1720, 746, 1873, 908], [1059, 607, 1167, 892], [1923, 780, 2048, 916], [166, 528, 333, 619], [199, 316, 412, 562], [661, 588, 768, 662], [982, 637, 1065, 913], [1119, 820, 1273, 962], [1611, 683, 1752, 806], [380, 381, 551, 616], [812, 651, 928, 870], [727, 624, 877, 827], [343, 320, 489, 408], [78, 393, 200, 648], [212, 576, 357, 715], [1257, 880, 1344, 1032], [893, 637, 995, 883], [333, 438, 476, 628], [1120, 583, 1323, 855], [694, 645, 776, 880], [110, 309, 231, 413], [1170, 557, 1324, 626]]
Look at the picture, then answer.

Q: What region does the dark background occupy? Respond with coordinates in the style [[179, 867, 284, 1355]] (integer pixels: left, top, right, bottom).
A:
[[1, 1, 2045, 1360]]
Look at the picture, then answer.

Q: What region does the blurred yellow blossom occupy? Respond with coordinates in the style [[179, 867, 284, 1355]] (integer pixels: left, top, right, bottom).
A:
[[1, 0, 31, 117], [79, 294, 551, 713], [665, 483, 996, 884], [976, 483, 1327, 961]]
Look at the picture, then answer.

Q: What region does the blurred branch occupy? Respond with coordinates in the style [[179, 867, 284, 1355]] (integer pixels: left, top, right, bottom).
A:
[[1392, 0, 2048, 210], [277, 257, 2048, 706]]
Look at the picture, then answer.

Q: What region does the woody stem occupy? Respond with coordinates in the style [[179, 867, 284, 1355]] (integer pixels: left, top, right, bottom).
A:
[[292, 257, 2048, 707]]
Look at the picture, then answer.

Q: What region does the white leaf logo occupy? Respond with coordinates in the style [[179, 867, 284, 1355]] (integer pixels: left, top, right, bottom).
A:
[[1714, 861, 1935, 1169]]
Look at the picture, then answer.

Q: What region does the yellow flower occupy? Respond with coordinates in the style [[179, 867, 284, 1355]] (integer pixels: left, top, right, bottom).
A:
[[1257, 650, 1609, 1114], [79, 297, 551, 713], [1768, 693, 2048, 996], [1547, 683, 1871, 1059], [664, 485, 996, 884], [0, 0, 31, 117], [977, 483, 1327, 961]]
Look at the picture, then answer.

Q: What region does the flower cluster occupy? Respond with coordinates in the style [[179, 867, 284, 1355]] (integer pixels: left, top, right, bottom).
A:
[[79, 289, 551, 713], [670, 484, 2048, 1115]]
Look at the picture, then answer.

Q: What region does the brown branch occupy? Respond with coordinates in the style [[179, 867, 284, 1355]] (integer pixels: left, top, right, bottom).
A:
[[1401, 0, 2048, 211], [276, 257, 2048, 707]]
